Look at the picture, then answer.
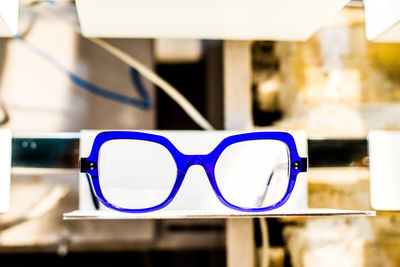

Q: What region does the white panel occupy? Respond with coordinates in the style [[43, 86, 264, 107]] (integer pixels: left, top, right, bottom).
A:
[[364, 0, 400, 42], [0, 129, 11, 212], [75, 0, 350, 40], [0, 0, 18, 37], [377, 22, 400, 43], [368, 131, 400, 210]]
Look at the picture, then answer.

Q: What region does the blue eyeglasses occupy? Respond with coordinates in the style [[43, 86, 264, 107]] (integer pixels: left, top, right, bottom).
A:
[[80, 131, 307, 213]]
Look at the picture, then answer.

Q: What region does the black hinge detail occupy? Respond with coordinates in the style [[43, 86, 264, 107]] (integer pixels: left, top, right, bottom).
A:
[[292, 158, 308, 172], [301, 158, 308, 172], [80, 158, 97, 172]]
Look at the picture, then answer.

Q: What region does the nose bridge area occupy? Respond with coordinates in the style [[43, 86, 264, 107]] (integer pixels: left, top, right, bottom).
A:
[[168, 160, 225, 212], [187, 155, 206, 167], [183, 155, 209, 174]]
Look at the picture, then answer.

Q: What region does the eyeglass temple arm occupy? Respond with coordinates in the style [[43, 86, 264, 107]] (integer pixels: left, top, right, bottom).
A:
[[80, 158, 100, 210], [257, 158, 307, 207], [257, 162, 287, 207], [85, 173, 100, 210]]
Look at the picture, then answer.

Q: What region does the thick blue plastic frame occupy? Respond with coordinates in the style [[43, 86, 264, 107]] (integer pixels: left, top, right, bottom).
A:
[[81, 131, 307, 213]]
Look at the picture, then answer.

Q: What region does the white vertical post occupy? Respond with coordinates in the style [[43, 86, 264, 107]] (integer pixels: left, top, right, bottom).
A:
[[223, 40, 253, 130], [226, 218, 256, 267], [223, 40, 256, 267]]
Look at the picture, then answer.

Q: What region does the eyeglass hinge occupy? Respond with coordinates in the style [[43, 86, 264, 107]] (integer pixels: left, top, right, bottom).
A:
[[292, 158, 308, 172], [80, 158, 97, 172]]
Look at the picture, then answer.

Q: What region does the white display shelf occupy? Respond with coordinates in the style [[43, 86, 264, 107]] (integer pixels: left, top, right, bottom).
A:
[[0, 0, 18, 37], [64, 208, 375, 220], [364, 0, 400, 42], [75, 0, 350, 40], [70, 130, 376, 221]]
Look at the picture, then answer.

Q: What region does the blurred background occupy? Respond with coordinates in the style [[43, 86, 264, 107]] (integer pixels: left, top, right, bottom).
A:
[[0, 0, 400, 266]]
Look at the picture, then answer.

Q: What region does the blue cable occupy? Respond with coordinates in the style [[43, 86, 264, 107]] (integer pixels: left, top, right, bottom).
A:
[[129, 67, 151, 108], [14, 35, 151, 109]]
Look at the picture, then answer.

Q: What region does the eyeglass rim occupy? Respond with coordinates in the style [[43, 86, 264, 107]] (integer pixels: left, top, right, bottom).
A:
[[81, 131, 307, 213]]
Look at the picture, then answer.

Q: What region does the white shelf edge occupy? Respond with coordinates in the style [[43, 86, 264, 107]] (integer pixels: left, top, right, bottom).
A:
[[64, 209, 375, 220]]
